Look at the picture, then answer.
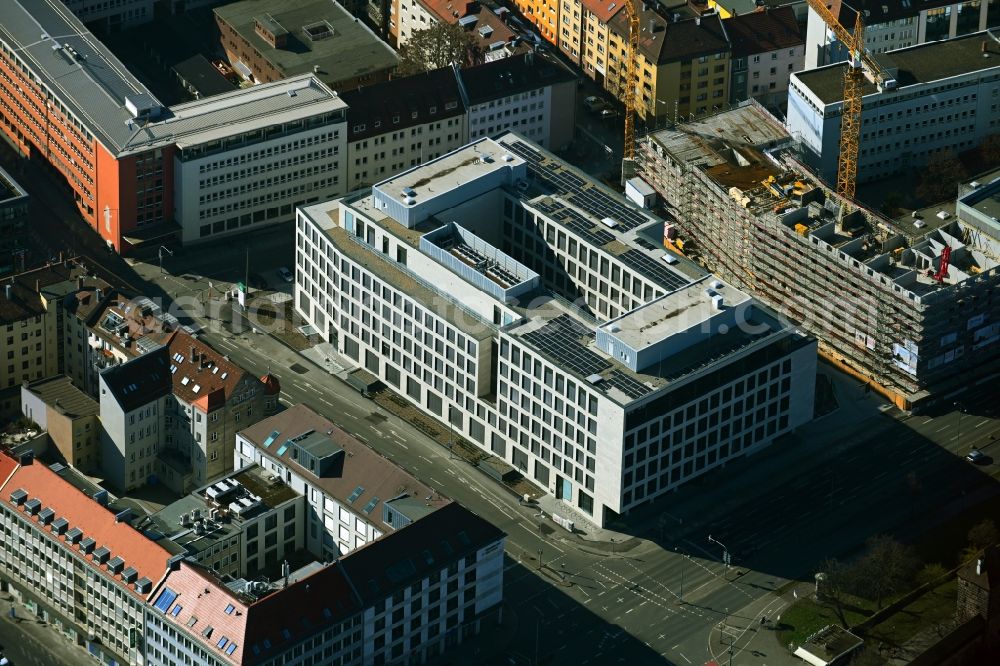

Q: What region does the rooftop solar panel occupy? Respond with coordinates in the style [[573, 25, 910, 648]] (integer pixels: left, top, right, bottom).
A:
[[618, 250, 688, 291]]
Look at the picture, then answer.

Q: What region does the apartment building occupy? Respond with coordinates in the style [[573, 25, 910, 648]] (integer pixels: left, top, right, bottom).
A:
[[147, 501, 503, 666], [637, 103, 1000, 409], [160, 331, 266, 492], [341, 68, 467, 191], [0, 165, 29, 276], [294, 135, 816, 525], [708, 0, 807, 20], [806, 0, 1000, 68], [390, 0, 524, 57], [98, 346, 171, 492], [514, 0, 562, 45], [0, 452, 174, 666], [148, 464, 305, 578], [726, 7, 805, 108], [0, 263, 89, 416], [611, 13, 732, 121], [21, 376, 100, 474], [235, 404, 448, 562], [214, 0, 398, 92], [787, 32, 1000, 185], [459, 52, 576, 150]]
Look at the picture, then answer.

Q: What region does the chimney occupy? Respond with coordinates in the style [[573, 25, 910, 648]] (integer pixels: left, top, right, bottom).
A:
[[4, 283, 11, 300], [19, 451, 34, 466], [35, 279, 40, 293], [649, 19, 655, 32], [282, 560, 291, 588], [977, 558, 983, 575], [190, 345, 197, 363], [95, 287, 103, 301], [696, 16, 701, 26]]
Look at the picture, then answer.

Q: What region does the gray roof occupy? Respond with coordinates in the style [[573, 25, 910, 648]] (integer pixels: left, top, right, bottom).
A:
[[794, 32, 1000, 106], [0, 0, 163, 154], [23, 376, 99, 417], [121, 74, 346, 154], [214, 0, 398, 87]]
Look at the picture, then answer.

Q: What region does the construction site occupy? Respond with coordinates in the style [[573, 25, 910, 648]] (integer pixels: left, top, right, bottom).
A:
[[636, 102, 1000, 410]]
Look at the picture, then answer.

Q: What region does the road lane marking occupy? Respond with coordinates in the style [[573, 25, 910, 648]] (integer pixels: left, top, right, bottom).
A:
[[975, 420, 989, 429], [678, 652, 691, 664]]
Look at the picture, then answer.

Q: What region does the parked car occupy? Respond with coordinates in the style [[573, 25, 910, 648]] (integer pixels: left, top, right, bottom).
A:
[[277, 266, 293, 283], [600, 108, 619, 119], [584, 96, 606, 112], [966, 448, 988, 464]]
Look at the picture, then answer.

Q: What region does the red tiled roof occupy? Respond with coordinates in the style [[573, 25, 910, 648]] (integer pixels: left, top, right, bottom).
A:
[[259, 372, 280, 396], [155, 563, 250, 664], [583, 0, 626, 24], [166, 330, 254, 410], [0, 454, 172, 600], [0, 453, 18, 486], [158, 560, 360, 664]]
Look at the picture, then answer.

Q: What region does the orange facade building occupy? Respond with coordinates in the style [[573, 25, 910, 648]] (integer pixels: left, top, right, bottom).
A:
[[0, 0, 172, 253]]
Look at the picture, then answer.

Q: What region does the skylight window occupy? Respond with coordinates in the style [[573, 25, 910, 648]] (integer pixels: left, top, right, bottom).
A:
[[217, 637, 229, 649], [192, 384, 201, 393], [170, 604, 182, 617], [224, 604, 235, 615], [153, 587, 177, 613], [347, 486, 364, 504], [181, 377, 190, 386], [363, 497, 379, 514], [262, 430, 280, 448], [281, 628, 292, 640], [226, 644, 237, 656], [220, 372, 228, 380]]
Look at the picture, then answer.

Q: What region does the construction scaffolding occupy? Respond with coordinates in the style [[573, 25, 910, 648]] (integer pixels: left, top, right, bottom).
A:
[[636, 104, 1000, 409]]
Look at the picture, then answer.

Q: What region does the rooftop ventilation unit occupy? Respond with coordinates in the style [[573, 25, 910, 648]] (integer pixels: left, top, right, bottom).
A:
[[135, 577, 152, 594], [80, 537, 96, 554], [9, 489, 27, 505], [93, 546, 111, 564], [52, 517, 69, 535], [24, 498, 41, 515], [122, 567, 138, 584], [585, 373, 604, 384], [107, 556, 125, 574], [600, 217, 619, 229], [66, 527, 83, 544], [39, 507, 55, 524]]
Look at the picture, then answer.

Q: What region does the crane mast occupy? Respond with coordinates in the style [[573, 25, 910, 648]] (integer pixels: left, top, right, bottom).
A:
[[805, 0, 885, 200], [623, 0, 639, 162]]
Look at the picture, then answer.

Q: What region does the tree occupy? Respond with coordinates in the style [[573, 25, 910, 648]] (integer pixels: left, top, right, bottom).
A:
[[397, 23, 481, 76], [818, 558, 857, 628], [915, 562, 948, 587], [968, 519, 998, 550], [880, 191, 903, 218], [977, 133, 1000, 166], [855, 534, 920, 609], [916, 149, 967, 203]]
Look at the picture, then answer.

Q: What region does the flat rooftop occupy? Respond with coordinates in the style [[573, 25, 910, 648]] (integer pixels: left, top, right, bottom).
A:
[[604, 279, 751, 351], [960, 170, 1000, 226], [0, 166, 27, 203], [23, 376, 99, 418], [507, 291, 791, 406], [123, 74, 345, 154], [215, 0, 398, 86], [0, 0, 163, 154], [376, 138, 526, 204], [794, 32, 1000, 105]]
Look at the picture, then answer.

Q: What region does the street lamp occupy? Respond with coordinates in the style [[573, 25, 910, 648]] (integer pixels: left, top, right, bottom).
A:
[[675, 547, 686, 600], [158, 245, 173, 275], [955, 402, 963, 445], [708, 534, 732, 569], [537, 549, 543, 570]]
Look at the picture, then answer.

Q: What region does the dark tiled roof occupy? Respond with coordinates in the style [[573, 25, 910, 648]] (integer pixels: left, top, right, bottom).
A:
[[457, 53, 576, 106], [23, 375, 99, 417], [829, 0, 955, 26], [725, 7, 803, 58], [337, 502, 505, 605], [100, 346, 172, 412], [612, 12, 731, 65], [0, 262, 82, 324], [238, 404, 444, 534], [340, 66, 464, 143]]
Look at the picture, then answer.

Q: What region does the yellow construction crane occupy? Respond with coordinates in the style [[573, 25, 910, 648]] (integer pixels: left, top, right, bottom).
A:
[[623, 0, 639, 163], [805, 0, 888, 200]]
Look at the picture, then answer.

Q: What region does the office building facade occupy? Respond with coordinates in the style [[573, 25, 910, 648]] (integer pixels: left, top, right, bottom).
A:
[[294, 135, 816, 526]]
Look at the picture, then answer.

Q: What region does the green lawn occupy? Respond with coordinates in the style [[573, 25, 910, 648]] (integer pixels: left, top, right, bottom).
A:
[[776, 597, 873, 649], [866, 578, 958, 649]]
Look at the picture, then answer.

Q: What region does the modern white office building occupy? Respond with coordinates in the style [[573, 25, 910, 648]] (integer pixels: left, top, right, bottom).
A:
[[294, 134, 817, 526], [805, 0, 1000, 68], [788, 31, 1000, 185]]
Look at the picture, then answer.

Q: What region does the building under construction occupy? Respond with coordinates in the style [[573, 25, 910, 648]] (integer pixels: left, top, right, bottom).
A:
[[637, 102, 1000, 410]]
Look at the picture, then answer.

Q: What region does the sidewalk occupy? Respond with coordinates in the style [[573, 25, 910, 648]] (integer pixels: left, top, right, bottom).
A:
[[0, 592, 95, 666]]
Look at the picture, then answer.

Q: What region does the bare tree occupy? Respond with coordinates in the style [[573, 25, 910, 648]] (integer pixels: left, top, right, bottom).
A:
[[818, 558, 856, 628], [396, 23, 480, 76], [856, 535, 920, 609], [916, 149, 968, 203]]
